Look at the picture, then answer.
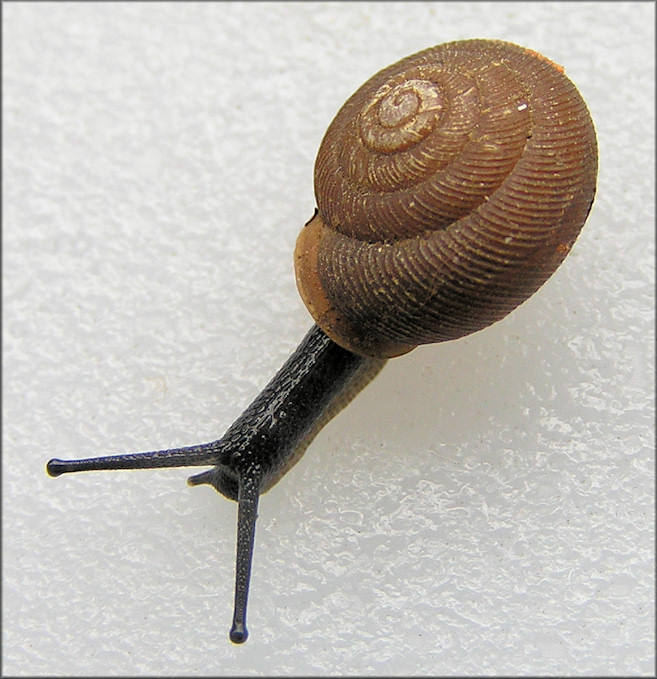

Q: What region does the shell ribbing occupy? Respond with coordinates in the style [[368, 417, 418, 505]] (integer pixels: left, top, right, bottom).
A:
[[294, 39, 598, 358]]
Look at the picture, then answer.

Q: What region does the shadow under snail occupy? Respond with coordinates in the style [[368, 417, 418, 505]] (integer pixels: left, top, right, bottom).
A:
[[47, 39, 598, 644]]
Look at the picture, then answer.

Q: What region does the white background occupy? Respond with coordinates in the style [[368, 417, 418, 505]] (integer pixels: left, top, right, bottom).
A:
[[3, 2, 654, 675]]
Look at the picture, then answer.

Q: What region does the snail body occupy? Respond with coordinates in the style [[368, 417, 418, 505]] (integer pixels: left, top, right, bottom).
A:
[[47, 40, 597, 644]]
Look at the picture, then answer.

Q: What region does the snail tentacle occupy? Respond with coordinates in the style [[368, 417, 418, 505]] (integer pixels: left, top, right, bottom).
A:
[[229, 474, 261, 644], [46, 443, 230, 477]]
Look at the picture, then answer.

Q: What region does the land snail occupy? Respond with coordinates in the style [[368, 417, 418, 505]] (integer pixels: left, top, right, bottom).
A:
[[47, 39, 598, 644]]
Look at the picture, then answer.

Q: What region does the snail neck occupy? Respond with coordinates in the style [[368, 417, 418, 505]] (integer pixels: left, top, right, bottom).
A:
[[191, 323, 381, 495]]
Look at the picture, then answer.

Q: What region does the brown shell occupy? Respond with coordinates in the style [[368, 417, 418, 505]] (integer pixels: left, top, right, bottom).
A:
[[294, 39, 598, 358]]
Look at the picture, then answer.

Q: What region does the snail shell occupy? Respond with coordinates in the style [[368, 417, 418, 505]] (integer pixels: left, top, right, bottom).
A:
[[295, 39, 598, 358]]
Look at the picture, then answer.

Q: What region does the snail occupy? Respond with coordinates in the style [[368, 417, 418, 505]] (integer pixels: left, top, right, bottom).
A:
[[47, 39, 598, 644]]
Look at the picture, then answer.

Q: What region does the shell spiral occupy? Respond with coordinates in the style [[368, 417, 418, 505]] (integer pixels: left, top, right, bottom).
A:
[[294, 39, 598, 358]]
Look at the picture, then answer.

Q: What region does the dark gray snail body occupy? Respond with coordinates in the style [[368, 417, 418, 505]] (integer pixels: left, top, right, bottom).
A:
[[47, 39, 598, 644]]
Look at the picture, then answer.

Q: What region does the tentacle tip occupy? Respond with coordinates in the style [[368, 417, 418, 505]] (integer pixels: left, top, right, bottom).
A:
[[46, 459, 65, 477], [229, 623, 248, 644]]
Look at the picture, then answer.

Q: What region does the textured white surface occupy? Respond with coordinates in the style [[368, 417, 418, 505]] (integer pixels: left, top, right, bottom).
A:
[[3, 2, 654, 675]]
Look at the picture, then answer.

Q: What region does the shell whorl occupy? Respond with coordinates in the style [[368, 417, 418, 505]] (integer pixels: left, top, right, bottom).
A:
[[294, 39, 598, 358]]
